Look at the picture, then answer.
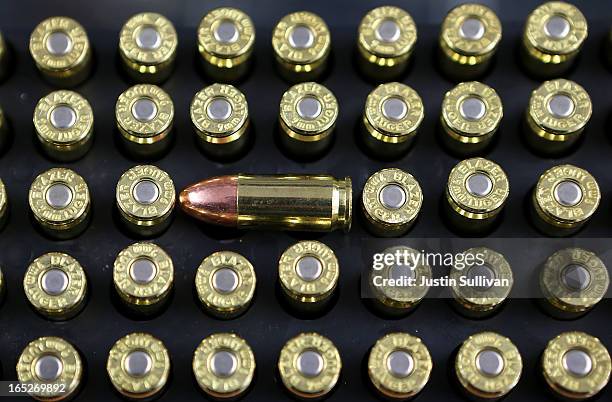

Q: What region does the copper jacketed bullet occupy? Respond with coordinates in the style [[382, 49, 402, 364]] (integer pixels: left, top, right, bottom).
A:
[[180, 174, 352, 232]]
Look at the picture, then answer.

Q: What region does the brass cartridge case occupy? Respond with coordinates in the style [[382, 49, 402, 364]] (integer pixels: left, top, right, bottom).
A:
[[235, 175, 351, 232]]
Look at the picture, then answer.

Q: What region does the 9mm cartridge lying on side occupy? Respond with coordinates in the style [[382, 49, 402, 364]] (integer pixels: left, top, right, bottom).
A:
[[180, 174, 352, 232]]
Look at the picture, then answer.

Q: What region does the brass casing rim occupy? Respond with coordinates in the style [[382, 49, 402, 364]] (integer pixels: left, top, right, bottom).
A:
[[115, 84, 174, 144], [119, 12, 178, 67], [363, 82, 424, 143], [279, 82, 338, 142], [29, 16, 90, 73], [272, 11, 330, 66], [370, 246, 431, 309], [523, 2, 588, 57], [361, 168, 423, 235]]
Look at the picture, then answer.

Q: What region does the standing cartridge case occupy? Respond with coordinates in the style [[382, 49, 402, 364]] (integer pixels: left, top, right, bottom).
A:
[[521, 2, 588, 78], [450, 247, 513, 318], [362, 82, 424, 159], [197, 7, 255, 82], [190, 83, 250, 160], [361, 168, 423, 237], [455, 332, 522, 400], [531, 164, 600, 236], [33, 90, 94, 161], [180, 174, 352, 232], [539, 248, 609, 319], [29, 17, 92, 87], [368, 333, 433, 400], [444, 158, 509, 234], [116, 165, 176, 237], [107, 333, 170, 400], [278, 82, 338, 160], [542, 331, 611, 400], [440, 81, 503, 156], [278, 240, 339, 316], [28, 167, 91, 239], [272, 12, 331, 83], [119, 12, 178, 84], [357, 6, 417, 81], [525, 79, 591, 156], [17, 337, 83, 401], [115, 84, 174, 159], [439, 4, 502, 80]]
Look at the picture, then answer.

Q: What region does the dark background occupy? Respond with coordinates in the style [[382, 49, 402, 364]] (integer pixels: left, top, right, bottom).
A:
[[0, 0, 611, 400]]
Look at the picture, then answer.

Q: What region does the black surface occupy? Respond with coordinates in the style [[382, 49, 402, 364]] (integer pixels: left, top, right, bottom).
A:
[[0, 0, 611, 401]]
